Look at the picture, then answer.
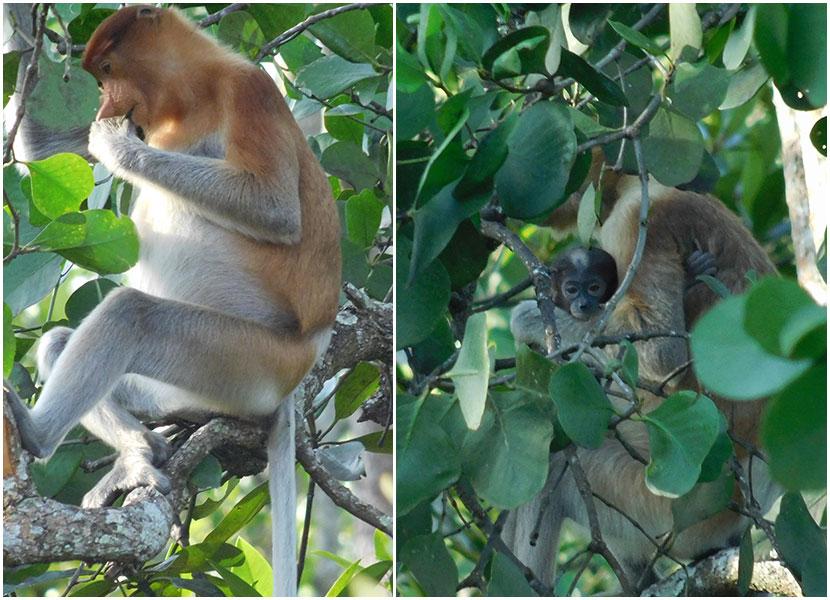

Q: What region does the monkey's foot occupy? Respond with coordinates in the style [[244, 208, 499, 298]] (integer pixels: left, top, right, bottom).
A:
[[82, 454, 171, 508], [144, 430, 172, 466]]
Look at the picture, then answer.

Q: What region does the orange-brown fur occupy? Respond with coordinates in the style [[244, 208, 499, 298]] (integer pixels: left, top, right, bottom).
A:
[[550, 153, 775, 445], [83, 6, 341, 338]]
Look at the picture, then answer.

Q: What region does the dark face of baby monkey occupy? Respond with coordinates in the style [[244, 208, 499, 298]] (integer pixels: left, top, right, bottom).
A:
[[551, 247, 618, 321]]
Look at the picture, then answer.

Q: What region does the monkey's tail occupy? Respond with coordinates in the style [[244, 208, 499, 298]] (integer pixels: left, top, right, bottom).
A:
[[269, 396, 297, 596]]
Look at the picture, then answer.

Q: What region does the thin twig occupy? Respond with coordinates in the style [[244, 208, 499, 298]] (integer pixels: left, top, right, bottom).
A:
[[455, 482, 553, 596], [256, 3, 374, 62], [564, 446, 635, 594], [4, 4, 48, 164], [479, 216, 560, 354], [472, 276, 533, 312], [198, 4, 250, 28]]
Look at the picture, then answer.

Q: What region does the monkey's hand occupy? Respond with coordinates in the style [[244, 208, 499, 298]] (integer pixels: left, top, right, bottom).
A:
[[685, 249, 718, 291], [88, 117, 144, 175]]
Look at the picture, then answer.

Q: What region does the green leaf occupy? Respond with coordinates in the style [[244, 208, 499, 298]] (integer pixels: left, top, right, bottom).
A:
[[345, 189, 384, 248], [350, 430, 392, 454], [495, 102, 576, 219], [744, 278, 824, 358], [558, 49, 628, 107], [320, 141, 380, 191], [668, 62, 730, 120], [67, 8, 115, 42], [447, 312, 490, 430], [396, 42, 427, 93], [335, 362, 380, 420], [642, 392, 720, 498], [352, 560, 392, 592], [455, 111, 519, 198], [211, 561, 262, 597], [309, 6, 376, 64], [549, 362, 613, 449], [231, 537, 272, 597], [3, 304, 14, 378], [26, 154, 94, 220], [64, 278, 118, 328], [397, 394, 461, 515], [216, 11, 265, 60], [642, 107, 705, 187], [397, 83, 435, 140], [487, 551, 537, 596], [246, 4, 307, 39], [374, 528, 391, 561], [754, 5, 790, 84], [203, 482, 269, 556], [409, 184, 489, 286], [295, 55, 377, 100], [414, 106, 469, 206], [720, 61, 769, 111], [722, 6, 757, 70], [810, 116, 827, 156], [608, 20, 663, 55], [482, 27, 550, 78], [762, 364, 826, 492], [620, 340, 639, 389], [3, 253, 63, 315], [775, 492, 827, 596], [669, 3, 702, 62], [26, 56, 98, 133], [737, 525, 754, 596], [786, 4, 827, 108], [396, 236, 451, 349], [30, 445, 84, 497], [399, 534, 458, 596], [189, 455, 223, 490], [576, 183, 597, 245], [48, 210, 139, 275], [691, 293, 812, 400], [4, 51, 20, 107], [515, 343, 555, 400], [698, 429, 733, 482], [463, 391, 553, 508]]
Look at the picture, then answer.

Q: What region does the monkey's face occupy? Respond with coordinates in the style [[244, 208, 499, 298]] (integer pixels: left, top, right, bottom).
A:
[[559, 277, 609, 321]]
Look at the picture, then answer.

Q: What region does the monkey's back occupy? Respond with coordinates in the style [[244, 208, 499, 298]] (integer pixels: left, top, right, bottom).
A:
[[601, 175, 776, 328]]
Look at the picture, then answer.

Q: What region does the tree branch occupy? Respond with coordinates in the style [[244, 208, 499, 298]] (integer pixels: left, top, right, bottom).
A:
[[255, 3, 374, 62], [3, 293, 392, 565]]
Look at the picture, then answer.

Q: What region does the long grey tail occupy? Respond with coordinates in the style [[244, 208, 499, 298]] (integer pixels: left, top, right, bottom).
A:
[[269, 396, 297, 596]]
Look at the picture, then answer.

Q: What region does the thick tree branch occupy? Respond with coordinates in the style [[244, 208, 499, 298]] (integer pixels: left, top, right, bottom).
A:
[[641, 547, 801, 596], [3, 294, 392, 566]]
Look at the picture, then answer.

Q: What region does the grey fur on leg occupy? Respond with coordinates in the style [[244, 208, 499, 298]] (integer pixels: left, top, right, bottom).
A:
[[36, 326, 73, 381]]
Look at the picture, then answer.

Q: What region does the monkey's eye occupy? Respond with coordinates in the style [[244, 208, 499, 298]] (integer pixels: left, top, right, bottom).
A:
[[101, 61, 112, 75], [564, 285, 579, 296], [589, 283, 602, 294]]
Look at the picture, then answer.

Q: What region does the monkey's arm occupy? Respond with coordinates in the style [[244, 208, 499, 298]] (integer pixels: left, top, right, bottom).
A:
[[510, 300, 588, 350], [88, 118, 301, 245]]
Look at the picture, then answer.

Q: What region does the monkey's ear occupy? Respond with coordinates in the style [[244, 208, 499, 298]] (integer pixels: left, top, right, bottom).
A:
[[136, 6, 160, 20]]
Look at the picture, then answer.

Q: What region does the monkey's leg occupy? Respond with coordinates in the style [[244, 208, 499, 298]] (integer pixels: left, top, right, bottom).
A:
[[80, 396, 173, 508], [12, 287, 313, 459]]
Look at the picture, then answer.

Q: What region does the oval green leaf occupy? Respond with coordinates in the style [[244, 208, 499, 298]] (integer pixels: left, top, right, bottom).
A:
[[462, 391, 553, 508], [447, 312, 490, 430], [549, 362, 614, 449], [691, 294, 812, 399], [495, 102, 576, 219], [27, 153, 94, 221], [642, 391, 720, 498]]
